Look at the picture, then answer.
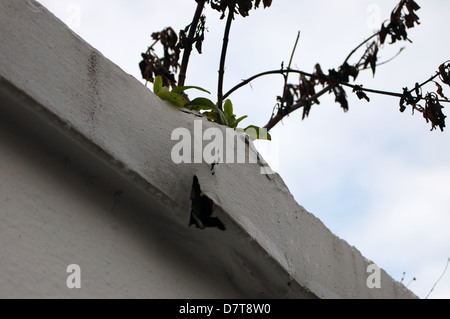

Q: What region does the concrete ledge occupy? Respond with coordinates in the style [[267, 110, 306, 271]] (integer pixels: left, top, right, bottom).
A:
[[0, 0, 416, 298]]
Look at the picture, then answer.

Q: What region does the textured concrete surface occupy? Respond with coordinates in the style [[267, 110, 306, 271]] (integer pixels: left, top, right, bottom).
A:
[[0, 0, 417, 298]]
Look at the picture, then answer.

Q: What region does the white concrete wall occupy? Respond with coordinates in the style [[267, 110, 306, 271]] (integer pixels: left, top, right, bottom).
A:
[[0, 91, 299, 298], [0, 0, 417, 298]]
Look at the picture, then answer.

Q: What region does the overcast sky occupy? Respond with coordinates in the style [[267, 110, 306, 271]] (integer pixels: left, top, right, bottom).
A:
[[35, 0, 450, 299]]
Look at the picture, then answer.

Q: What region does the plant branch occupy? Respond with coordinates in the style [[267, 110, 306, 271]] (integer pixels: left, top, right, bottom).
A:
[[343, 33, 378, 65], [287, 31, 301, 73], [217, 6, 235, 111], [145, 38, 160, 55], [281, 31, 301, 104], [409, 72, 441, 95], [225, 69, 398, 99], [224, 67, 449, 131], [357, 47, 405, 70], [178, 0, 206, 87], [224, 70, 290, 100], [425, 258, 450, 299], [226, 68, 450, 103], [264, 84, 335, 131]]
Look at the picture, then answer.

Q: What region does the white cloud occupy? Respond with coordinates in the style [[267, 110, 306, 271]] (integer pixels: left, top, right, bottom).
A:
[[342, 161, 450, 298]]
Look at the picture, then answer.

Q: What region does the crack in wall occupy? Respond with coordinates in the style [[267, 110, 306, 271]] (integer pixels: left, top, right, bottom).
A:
[[189, 175, 225, 231]]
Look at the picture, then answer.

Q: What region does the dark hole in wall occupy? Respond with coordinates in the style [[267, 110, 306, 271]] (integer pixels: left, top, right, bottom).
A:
[[190, 176, 226, 231]]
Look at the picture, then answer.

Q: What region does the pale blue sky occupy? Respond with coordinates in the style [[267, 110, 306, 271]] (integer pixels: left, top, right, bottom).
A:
[[36, 0, 450, 299]]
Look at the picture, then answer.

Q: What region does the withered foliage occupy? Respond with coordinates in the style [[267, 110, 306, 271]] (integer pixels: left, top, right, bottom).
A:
[[359, 42, 378, 76], [179, 13, 207, 55], [332, 85, 349, 113], [399, 62, 450, 131], [399, 84, 422, 113], [275, 61, 357, 119], [139, 27, 180, 88], [423, 93, 446, 131], [278, 74, 319, 120], [353, 0, 421, 78], [140, 0, 272, 91], [353, 85, 370, 103], [379, 0, 421, 45], [439, 63, 450, 86], [206, 0, 272, 18], [139, 0, 448, 133], [140, 1, 209, 88], [269, 0, 447, 132], [434, 81, 448, 101]]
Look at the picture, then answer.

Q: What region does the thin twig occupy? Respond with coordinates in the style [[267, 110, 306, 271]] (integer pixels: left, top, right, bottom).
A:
[[264, 84, 335, 131], [281, 31, 301, 104], [410, 72, 442, 95], [224, 68, 450, 104], [400, 272, 406, 283], [357, 47, 405, 70], [145, 38, 160, 55], [229, 67, 449, 131], [144, 40, 160, 87], [406, 277, 416, 288], [288, 32, 301, 72], [425, 258, 450, 299], [343, 33, 378, 65], [217, 6, 235, 111], [224, 70, 288, 99], [178, 0, 206, 87]]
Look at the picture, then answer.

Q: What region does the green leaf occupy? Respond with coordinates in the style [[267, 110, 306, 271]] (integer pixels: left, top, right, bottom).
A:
[[243, 125, 272, 141], [234, 115, 248, 127], [158, 91, 187, 107], [223, 100, 235, 127], [171, 86, 211, 95], [228, 117, 237, 129], [153, 76, 163, 96], [160, 86, 169, 93], [185, 98, 227, 125], [215, 108, 228, 126], [224, 99, 233, 116], [203, 111, 218, 122], [185, 98, 216, 111]]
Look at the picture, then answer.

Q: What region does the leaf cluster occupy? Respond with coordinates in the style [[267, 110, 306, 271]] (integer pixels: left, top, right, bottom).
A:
[[267, 0, 448, 132], [139, 27, 181, 88], [140, 0, 448, 135], [139, 0, 273, 89], [380, 0, 421, 45], [399, 62, 450, 131], [139, 7, 209, 89], [153, 76, 270, 140], [180, 15, 207, 55], [206, 0, 272, 18]]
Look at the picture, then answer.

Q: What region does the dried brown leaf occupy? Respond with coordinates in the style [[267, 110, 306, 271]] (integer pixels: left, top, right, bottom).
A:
[[434, 81, 448, 100]]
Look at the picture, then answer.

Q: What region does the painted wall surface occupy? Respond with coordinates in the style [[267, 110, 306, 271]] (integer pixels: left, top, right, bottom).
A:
[[0, 0, 416, 298], [0, 107, 238, 298], [0, 96, 294, 298]]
